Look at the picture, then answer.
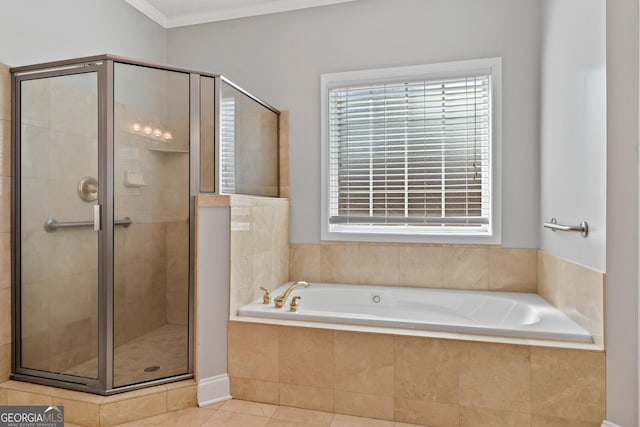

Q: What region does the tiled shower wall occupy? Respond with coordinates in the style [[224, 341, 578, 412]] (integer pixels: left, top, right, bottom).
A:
[[0, 64, 11, 382]]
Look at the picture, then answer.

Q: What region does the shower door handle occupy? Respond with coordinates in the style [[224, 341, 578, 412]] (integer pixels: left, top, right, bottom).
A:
[[94, 205, 101, 231]]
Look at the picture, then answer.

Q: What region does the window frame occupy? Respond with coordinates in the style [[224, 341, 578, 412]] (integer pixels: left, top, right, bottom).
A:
[[320, 57, 502, 244]]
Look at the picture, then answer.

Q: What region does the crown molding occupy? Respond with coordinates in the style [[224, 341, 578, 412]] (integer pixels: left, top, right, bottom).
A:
[[124, 0, 168, 27], [124, 0, 358, 29]]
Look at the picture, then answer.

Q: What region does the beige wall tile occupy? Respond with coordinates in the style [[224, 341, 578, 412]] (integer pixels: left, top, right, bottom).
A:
[[0, 343, 10, 381], [52, 398, 100, 427], [289, 244, 321, 283], [271, 406, 334, 426], [531, 414, 601, 427], [488, 248, 536, 292], [394, 336, 459, 404], [279, 326, 333, 388], [0, 388, 6, 405], [0, 176, 10, 234], [442, 246, 489, 290], [0, 232, 10, 289], [166, 383, 197, 411], [220, 399, 278, 417], [279, 383, 334, 412], [334, 391, 393, 421], [460, 342, 530, 413], [230, 377, 279, 405], [0, 119, 10, 178], [335, 332, 393, 396], [100, 392, 166, 427], [536, 251, 557, 303], [279, 111, 290, 198], [357, 244, 400, 286], [399, 244, 443, 288], [229, 197, 290, 315], [6, 390, 52, 405], [320, 242, 360, 284], [228, 322, 279, 382], [394, 398, 459, 427], [530, 347, 605, 423], [0, 288, 10, 345], [0, 64, 11, 122], [460, 406, 531, 427], [536, 251, 604, 346]]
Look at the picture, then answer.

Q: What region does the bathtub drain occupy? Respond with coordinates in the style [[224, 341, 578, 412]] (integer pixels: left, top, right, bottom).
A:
[[372, 295, 381, 303]]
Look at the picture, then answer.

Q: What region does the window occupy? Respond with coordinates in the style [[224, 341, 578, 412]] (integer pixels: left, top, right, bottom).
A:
[[321, 58, 501, 243]]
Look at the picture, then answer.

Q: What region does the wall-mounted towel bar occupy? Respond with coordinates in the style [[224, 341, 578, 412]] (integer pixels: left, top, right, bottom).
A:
[[44, 217, 132, 232], [543, 218, 589, 237]]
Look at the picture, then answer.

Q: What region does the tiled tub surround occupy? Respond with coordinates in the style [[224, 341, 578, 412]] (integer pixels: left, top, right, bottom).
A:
[[228, 321, 605, 427], [537, 251, 605, 347], [0, 63, 11, 383], [225, 195, 290, 318], [290, 243, 538, 292], [289, 242, 605, 347]]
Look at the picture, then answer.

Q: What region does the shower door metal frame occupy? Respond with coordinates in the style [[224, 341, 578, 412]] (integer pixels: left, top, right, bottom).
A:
[[11, 56, 197, 395], [11, 61, 106, 392]]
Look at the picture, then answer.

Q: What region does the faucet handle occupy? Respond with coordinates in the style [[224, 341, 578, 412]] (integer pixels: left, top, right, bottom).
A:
[[259, 287, 271, 305], [289, 296, 302, 312]]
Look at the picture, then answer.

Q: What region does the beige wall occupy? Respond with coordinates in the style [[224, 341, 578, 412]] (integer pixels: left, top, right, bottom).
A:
[[228, 321, 605, 427], [0, 64, 11, 381]]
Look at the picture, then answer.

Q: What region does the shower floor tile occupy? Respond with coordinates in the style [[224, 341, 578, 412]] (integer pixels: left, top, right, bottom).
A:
[[65, 324, 188, 386]]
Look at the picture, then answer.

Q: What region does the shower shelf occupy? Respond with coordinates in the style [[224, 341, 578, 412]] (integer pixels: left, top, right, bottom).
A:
[[147, 147, 189, 153]]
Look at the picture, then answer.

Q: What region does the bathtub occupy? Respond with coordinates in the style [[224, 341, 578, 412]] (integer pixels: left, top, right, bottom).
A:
[[238, 282, 592, 343]]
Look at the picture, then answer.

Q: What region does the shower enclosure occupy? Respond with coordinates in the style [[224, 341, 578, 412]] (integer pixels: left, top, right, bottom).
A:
[[11, 55, 279, 394]]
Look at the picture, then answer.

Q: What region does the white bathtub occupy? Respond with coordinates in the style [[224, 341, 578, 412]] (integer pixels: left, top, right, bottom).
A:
[[238, 282, 592, 343]]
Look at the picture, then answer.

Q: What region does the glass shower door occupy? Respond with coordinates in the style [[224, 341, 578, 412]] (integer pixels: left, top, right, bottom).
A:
[[18, 70, 100, 380], [112, 63, 191, 387]]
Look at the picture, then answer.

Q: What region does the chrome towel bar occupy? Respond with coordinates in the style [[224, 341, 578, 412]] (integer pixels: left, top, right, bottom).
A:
[[44, 217, 132, 232], [543, 218, 589, 237]]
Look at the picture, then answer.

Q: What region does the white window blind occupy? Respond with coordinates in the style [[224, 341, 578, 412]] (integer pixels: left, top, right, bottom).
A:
[[220, 96, 236, 194], [328, 74, 491, 233]]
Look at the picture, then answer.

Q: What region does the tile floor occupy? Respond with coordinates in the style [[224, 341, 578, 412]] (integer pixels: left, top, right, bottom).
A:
[[65, 324, 188, 386], [110, 399, 425, 427]]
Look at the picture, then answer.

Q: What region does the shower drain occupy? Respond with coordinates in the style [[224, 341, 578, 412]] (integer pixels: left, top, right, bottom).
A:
[[144, 365, 161, 372]]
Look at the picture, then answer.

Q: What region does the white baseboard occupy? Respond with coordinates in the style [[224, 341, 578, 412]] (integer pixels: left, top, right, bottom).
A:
[[197, 373, 231, 407], [601, 421, 622, 427]]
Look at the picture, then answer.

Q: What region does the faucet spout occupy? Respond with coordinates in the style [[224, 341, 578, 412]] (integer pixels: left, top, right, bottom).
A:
[[274, 281, 310, 308]]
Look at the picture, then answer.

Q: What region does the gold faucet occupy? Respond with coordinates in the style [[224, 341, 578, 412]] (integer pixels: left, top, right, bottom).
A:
[[259, 287, 271, 305], [289, 296, 302, 312], [274, 281, 310, 308]]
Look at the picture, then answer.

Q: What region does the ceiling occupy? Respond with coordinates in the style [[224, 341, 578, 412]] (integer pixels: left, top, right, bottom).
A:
[[124, 0, 358, 28]]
